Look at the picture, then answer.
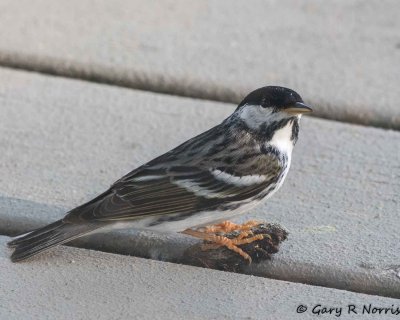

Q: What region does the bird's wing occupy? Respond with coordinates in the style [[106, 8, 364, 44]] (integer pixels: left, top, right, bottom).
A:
[[64, 122, 283, 224], [64, 164, 280, 223]]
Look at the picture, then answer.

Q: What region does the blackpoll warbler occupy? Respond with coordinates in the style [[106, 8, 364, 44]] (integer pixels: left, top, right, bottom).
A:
[[9, 86, 312, 262]]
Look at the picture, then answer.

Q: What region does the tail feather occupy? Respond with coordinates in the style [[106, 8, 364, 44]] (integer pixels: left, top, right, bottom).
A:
[[7, 220, 66, 248], [8, 220, 102, 262]]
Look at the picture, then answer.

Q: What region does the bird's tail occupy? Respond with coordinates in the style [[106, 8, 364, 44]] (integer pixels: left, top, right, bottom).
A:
[[7, 220, 102, 262]]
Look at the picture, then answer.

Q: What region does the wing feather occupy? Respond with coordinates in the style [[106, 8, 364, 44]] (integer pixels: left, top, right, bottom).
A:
[[66, 165, 277, 222]]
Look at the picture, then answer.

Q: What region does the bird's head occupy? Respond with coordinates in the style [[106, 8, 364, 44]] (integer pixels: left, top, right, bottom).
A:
[[233, 86, 312, 149], [235, 86, 312, 129]]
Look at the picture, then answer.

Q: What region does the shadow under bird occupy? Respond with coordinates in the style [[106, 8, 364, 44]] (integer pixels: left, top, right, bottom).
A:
[[8, 86, 312, 262]]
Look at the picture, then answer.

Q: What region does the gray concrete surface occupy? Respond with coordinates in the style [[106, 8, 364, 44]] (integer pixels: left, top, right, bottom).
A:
[[2, 235, 400, 320], [0, 1, 399, 128], [1, 68, 400, 298]]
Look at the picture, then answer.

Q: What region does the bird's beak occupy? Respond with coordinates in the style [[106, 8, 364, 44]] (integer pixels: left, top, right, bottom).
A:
[[284, 102, 313, 115]]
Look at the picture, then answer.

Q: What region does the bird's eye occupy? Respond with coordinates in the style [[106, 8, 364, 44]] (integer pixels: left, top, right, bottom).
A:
[[260, 98, 268, 108]]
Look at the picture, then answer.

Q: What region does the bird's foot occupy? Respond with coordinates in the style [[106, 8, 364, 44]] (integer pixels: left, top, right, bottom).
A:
[[182, 220, 265, 263]]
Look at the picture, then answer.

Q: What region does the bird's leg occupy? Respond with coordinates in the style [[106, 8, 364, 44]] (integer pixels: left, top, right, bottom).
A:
[[200, 219, 261, 234], [201, 220, 242, 233], [182, 220, 265, 263]]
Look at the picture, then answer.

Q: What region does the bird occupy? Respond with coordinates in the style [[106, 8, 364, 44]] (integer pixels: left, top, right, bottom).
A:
[[8, 86, 312, 262]]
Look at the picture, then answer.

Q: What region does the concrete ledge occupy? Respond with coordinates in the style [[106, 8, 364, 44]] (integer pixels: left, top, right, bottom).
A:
[[1, 68, 400, 298], [2, 235, 400, 320], [0, 1, 399, 128], [3, 196, 400, 299]]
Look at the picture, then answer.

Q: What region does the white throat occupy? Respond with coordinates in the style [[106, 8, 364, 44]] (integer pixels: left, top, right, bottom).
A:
[[268, 121, 295, 155]]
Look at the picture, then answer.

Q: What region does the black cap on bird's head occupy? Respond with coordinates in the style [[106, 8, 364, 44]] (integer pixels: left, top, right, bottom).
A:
[[238, 86, 312, 115]]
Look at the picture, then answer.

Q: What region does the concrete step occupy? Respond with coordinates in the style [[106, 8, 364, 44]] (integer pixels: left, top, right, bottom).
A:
[[1, 68, 399, 297], [0, 1, 398, 128], [2, 235, 400, 320]]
